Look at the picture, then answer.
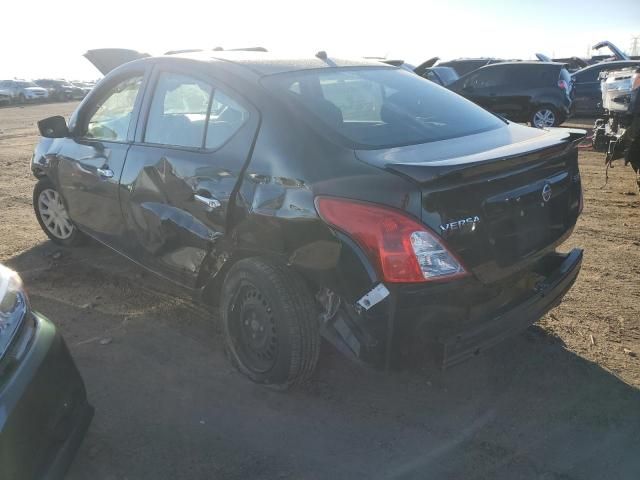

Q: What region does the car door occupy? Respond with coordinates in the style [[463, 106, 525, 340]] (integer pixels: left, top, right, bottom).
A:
[[572, 66, 603, 115], [54, 68, 148, 248], [119, 67, 259, 287], [490, 65, 543, 122]]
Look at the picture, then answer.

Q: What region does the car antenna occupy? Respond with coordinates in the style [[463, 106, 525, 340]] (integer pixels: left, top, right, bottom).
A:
[[316, 51, 328, 60]]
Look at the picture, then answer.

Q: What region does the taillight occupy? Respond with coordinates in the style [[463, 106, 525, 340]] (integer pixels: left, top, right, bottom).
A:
[[315, 197, 468, 283], [558, 79, 569, 90]]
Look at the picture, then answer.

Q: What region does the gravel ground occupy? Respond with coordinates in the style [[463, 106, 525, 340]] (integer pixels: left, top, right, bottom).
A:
[[1, 102, 639, 479]]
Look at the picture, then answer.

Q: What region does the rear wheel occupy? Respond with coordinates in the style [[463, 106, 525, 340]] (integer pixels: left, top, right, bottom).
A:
[[530, 106, 559, 128], [33, 178, 85, 246], [221, 258, 320, 389]]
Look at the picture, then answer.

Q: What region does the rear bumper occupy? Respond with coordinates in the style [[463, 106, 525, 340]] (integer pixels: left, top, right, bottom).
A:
[[0, 312, 93, 480], [440, 248, 582, 368], [323, 248, 583, 370]]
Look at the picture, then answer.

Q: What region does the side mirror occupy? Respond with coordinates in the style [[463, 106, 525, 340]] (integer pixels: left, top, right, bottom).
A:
[[37, 115, 69, 138]]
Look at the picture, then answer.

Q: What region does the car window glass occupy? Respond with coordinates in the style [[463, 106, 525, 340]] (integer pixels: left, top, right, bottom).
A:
[[145, 73, 212, 148], [462, 66, 508, 89], [205, 90, 249, 149], [319, 73, 385, 122], [424, 71, 440, 84], [86, 76, 143, 141], [508, 66, 557, 87], [263, 67, 504, 148], [577, 67, 600, 83]]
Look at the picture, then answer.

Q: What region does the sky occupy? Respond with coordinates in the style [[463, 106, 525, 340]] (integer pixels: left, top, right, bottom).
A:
[[0, 0, 638, 80]]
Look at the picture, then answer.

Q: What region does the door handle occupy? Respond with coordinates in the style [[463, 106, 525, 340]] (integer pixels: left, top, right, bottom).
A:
[[194, 193, 221, 212], [97, 167, 114, 179]]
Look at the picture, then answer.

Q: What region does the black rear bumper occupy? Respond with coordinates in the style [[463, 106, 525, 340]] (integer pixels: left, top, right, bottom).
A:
[[323, 248, 583, 370], [0, 312, 93, 480], [440, 248, 582, 368]]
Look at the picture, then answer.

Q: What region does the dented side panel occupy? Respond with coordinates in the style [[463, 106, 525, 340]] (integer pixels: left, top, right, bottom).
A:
[[119, 118, 260, 287]]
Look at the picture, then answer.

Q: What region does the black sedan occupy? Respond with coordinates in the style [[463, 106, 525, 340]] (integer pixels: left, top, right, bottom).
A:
[[31, 50, 583, 388], [0, 264, 93, 479]]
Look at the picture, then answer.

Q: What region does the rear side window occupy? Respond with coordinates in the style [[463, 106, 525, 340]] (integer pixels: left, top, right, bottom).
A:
[[145, 72, 248, 150], [263, 68, 504, 149], [205, 90, 249, 149]]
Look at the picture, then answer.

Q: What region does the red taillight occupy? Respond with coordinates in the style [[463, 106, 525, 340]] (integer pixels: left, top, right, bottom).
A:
[[558, 79, 568, 90], [315, 197, 467, 283]]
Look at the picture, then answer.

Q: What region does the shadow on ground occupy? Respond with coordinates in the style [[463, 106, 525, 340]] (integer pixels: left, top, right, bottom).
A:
[[6, 242, 640, 480]]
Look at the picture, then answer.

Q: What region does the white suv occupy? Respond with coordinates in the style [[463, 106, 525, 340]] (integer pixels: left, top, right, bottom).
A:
[[0, 80, 49, 103]]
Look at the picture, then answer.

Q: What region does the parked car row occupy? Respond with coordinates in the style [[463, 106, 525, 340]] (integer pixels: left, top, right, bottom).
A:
[[0, 79, 95, 105], [394, 41, 640, 126]]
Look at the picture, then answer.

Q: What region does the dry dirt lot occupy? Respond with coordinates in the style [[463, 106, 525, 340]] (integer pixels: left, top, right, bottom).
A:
[[1, 102, 639, 479]]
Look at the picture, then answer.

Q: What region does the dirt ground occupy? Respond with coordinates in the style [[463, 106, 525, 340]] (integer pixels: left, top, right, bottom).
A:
[[1, 102, 639, 479]]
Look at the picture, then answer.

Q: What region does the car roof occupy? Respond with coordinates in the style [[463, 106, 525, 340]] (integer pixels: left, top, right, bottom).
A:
[[574, 59, 640, 73], [483, 61, 564, 67], [160, 50, 386, 77], [440, 58, 500, 62]]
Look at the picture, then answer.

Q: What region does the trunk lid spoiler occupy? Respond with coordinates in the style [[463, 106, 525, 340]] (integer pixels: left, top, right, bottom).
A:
[[356, 124, 586, 284], [84, 49, 150, 75], [356, 125, 586, 184]]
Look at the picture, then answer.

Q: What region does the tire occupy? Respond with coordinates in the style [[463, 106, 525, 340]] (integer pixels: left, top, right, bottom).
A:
[[18, 94, 26, 104], [221, 258, 320, 389], [530, 105, 560, 128], [33, 178, 86, 247]]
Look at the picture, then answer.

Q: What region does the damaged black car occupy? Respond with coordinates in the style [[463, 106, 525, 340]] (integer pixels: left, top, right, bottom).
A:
[[31, 50, 584, 388]]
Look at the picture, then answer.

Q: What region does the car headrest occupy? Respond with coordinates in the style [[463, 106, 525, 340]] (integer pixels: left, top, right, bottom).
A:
[[309, 98, 343, 127]]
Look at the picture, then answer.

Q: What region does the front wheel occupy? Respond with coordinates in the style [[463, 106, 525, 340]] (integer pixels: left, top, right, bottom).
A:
[[221, 258, 320, 389], [33, 178, 86, 246], [530, 106, 560, 128]]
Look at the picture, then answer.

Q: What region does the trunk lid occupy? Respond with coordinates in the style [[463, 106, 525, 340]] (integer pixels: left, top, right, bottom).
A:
[[84, 49, 150, 75], [356, 123, 585, 284]]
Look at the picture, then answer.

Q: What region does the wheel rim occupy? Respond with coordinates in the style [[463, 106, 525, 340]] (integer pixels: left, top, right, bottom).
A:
[[228, 282, 278, 373], [533, 109, 556, 128], [38, 188, 74, 240]]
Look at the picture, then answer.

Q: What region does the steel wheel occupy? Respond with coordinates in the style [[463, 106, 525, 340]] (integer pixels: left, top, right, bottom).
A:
[[228, 282, 278, 374], [37, 188, 75, 240], [532, 108, 556, 128]]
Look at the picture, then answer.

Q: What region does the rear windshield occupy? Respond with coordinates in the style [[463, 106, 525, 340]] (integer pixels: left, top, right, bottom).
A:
[[262, 68, 504, 149]]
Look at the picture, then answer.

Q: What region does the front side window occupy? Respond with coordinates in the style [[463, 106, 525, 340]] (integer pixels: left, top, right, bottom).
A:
[[263, 67, 504, 149], [85, 75, 143, 141], [145, 72, 249, 150]]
